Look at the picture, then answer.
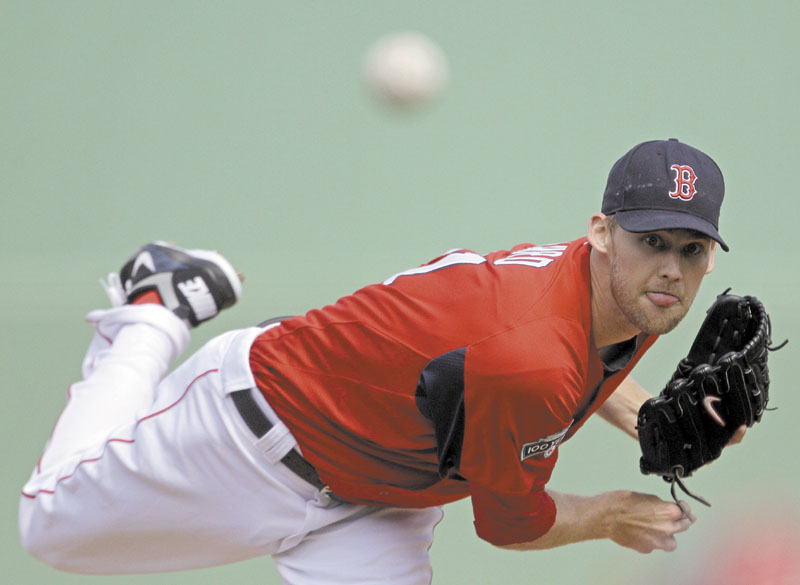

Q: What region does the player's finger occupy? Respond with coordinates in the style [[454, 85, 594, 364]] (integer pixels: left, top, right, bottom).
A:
[[671, 500, 696, 522], [673, 514, 695, 534], [727, 425, 747, 446], [660, 535, 679, 552]]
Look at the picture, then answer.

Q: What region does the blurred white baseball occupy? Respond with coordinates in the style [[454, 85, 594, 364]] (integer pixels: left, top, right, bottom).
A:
[[363, 32, 449, 107]]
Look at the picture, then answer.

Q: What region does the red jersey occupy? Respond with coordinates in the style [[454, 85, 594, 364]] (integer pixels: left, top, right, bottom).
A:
[[250, 237, 657, 545]]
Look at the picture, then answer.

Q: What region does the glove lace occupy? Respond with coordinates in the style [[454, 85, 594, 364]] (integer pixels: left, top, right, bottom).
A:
[[668, 467, 711, 520]]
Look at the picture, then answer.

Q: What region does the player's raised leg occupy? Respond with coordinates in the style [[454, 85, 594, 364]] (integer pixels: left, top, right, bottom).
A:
[[17, 243, 265, 572], [23, 241, 242, 478]]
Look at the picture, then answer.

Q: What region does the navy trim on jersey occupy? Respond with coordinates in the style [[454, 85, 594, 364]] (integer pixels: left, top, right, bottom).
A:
[[572, 334, 642, 426], [257, 315, 295, 328], [415, 348, 467, 479]]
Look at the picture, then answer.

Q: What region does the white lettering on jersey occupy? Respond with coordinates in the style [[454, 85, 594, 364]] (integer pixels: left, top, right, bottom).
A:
[[383, 251, 486, 285], [494, 244, 568, 269], [177, 277, 217, 321]]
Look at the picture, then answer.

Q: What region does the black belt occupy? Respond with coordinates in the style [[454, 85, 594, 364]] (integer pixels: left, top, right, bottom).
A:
[[231, 389, 328, 492]]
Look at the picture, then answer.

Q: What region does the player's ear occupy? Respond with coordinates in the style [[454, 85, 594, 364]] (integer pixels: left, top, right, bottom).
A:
[[705, 241, 717, 274], [588, 213, 612, 253]]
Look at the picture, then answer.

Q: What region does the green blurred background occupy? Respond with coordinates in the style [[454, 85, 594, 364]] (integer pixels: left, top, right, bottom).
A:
[[2, 2, 798, 583]]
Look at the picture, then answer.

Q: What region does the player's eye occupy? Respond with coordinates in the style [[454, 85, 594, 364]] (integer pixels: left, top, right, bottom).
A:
[[683, 242, 705, 256], [643, 234, 664, 248]]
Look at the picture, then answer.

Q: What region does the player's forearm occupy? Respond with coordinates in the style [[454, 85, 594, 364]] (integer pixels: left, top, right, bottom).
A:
[[499, 491, 608, 551], [596, 376, 652, 440], [500, 489, 694, 553]]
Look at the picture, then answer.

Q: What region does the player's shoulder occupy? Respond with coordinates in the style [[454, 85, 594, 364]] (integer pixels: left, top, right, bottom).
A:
[[465, 319, 590, 433], [487, 237, 592, 325], [486, 237, 587, 264], [483, 238, 590, 303]]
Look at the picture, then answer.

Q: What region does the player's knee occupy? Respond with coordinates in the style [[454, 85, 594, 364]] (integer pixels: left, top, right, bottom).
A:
[[19, 497, 87, 573], [19, 500, 56, 568]]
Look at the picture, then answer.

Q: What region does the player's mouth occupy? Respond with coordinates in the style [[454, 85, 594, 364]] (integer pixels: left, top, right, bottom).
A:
[[645, 291, 680, 308]]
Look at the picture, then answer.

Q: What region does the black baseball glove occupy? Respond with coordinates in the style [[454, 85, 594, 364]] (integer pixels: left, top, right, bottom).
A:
[[637, 290, 786, 514]]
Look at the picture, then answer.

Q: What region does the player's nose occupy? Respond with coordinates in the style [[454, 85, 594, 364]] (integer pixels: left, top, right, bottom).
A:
[[657, 252, 682, 281]]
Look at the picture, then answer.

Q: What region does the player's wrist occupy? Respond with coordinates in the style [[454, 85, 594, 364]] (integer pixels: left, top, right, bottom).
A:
[[548, 490, 615, 542], [592, 490, 641, 542]]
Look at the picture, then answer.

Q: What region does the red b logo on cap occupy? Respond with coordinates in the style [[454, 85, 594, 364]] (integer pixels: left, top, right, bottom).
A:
[[669, 164, 697, 201]]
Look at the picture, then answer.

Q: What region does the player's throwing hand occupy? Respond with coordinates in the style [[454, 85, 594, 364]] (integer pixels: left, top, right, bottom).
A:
[[606, 491, 695, 553]]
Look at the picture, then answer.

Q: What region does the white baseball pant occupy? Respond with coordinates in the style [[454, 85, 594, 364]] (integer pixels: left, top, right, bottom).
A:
[[19, 304, 443, 584]]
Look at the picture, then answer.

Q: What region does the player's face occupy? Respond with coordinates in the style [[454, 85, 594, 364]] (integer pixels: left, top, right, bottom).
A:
[[607, 228, 715, 335]]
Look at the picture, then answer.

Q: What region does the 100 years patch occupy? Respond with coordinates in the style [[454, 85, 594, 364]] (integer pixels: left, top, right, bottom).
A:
[[520, 423, 572, 461]]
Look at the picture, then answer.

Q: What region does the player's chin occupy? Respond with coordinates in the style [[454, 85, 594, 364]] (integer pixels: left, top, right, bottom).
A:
[[637, 302, 688, 335]]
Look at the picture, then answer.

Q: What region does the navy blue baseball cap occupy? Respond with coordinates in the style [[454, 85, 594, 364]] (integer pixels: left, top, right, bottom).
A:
[[602, 139, 728, 251]]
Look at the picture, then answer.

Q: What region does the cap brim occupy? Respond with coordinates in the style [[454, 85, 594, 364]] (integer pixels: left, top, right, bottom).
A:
[[615, 209, 729, 252]]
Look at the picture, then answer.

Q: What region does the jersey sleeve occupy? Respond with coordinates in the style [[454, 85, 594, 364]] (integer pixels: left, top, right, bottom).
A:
[[459, 318, 589, 545], [470, 483, 557, 546]]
